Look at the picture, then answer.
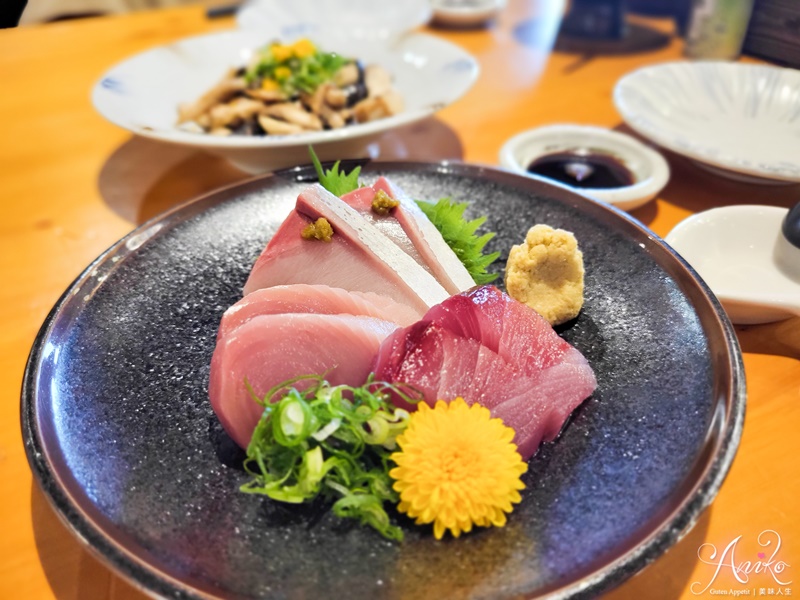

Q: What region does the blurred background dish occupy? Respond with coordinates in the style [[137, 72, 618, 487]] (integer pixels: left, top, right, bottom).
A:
[[614, 61, 800, 185], [498, 123, 669, 211], [236, 0, 432, 43], [430, 0, 507, 28], [92, 29, 478, 174], [666, 205, 800, 325]]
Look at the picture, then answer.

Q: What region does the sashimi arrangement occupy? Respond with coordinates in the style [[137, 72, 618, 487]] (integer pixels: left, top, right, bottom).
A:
[[209, 151, 597, 540]]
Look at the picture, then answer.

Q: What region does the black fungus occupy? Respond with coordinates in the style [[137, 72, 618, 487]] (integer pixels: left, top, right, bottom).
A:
[[343, 61, 368, 107], [232, 118, 266, 137], [344, 82, 368, 107]]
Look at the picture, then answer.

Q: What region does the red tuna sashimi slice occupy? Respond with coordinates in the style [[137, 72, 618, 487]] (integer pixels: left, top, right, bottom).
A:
[[372, 286, 597, 459], [425, 285, 576, 374], [209, 313, 397, 448], [372, 320, 578, 459], [492, 361, 597, 459], [373, 321, 517, 410], [243, 184, 448, 314], [218, 284, 421, 339], [340, 178, 475, 295]]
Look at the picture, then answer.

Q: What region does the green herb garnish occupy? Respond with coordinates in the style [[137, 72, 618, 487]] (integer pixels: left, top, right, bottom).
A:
[[241, 374, 416, 541], [416, 198, 501, 284], [244, 39, 349, 96], [309, 146, 362, 196]]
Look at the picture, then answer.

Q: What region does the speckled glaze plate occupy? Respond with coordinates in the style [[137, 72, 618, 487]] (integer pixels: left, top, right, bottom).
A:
[[23, 162, 745, 600]]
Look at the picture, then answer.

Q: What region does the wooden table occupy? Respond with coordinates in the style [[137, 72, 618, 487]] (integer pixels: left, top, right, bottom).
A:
[[1, 2, 798, 598]]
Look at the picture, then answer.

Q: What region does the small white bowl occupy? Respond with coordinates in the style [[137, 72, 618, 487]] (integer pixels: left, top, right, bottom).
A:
[[666, 205, 800, 325], [92, 30, 478, 174], [431, 0, 506, 28], [498, 124, 670, 211]]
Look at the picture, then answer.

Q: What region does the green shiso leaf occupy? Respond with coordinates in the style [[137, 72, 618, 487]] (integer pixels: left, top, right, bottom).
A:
[[416, 198, 501, 284], [309, 146, 362, 197], [241, 374, 416, 541]]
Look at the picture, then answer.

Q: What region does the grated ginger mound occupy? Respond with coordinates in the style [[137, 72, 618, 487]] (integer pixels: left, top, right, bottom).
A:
[[504, 224, 584, 326]]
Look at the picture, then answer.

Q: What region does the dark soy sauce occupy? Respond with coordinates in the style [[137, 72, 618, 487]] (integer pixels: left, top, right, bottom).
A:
[[527, 151, 635, 189]]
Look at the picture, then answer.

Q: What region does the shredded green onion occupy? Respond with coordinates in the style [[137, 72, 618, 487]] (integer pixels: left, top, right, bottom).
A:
[[240, 374, 418, 540], [244, 42, 349, 95]]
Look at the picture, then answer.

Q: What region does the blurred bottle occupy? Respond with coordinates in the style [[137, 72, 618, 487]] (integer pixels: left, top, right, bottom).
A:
[[559, 0, 627, 40], [684, 0, 755, 59]]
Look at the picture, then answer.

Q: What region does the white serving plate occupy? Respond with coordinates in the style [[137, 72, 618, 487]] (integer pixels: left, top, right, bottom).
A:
[[666, 205, 800, 325], [92, 29, 478, 174], [614, 61, 800, 185]]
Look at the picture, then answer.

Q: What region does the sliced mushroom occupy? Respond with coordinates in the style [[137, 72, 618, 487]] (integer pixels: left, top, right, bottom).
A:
[[320, 104, 345, 129], [264, 102, 323, 131], [257, 115, 305, 135], [364, 64, 393, 98], [301, 83, 330, 115], [244, 88, 288, 103], [379, 89, 404, 115], [333, 62, 360, 87], [209, 97, 265, 130], [209, 127, 232, 136], [324, 86, 348, 108], [177, 69, 246, 124], [353, 90, 404, 123]]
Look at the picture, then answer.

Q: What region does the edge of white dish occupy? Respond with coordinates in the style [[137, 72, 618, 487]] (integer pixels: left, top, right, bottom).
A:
[[431, 0, 506, 27], [236, 0, 433, 42], [613, 61, 800, 185], [665, 205, 800, 325], [498, 124, 670, 211]]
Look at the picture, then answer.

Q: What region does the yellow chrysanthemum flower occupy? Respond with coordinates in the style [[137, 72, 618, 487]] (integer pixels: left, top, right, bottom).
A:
[[291, 38, 316, 59], [390, 398, 527, 540]]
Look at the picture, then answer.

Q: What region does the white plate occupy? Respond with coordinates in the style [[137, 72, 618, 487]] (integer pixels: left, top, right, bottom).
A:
[[236, 0, 432, 43], [430, 0, 506, 27], [666, 205, 800, 325], [92, 30, 478, 174], [614, 61, 800, 184]]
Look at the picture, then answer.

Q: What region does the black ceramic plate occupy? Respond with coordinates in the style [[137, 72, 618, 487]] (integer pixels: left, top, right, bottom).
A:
[[23, 162, 745, 600]]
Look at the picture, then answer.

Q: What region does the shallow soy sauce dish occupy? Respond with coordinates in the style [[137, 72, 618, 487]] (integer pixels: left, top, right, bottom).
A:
[[23, 163, 744, 599], [499, 124, 670, 211]]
